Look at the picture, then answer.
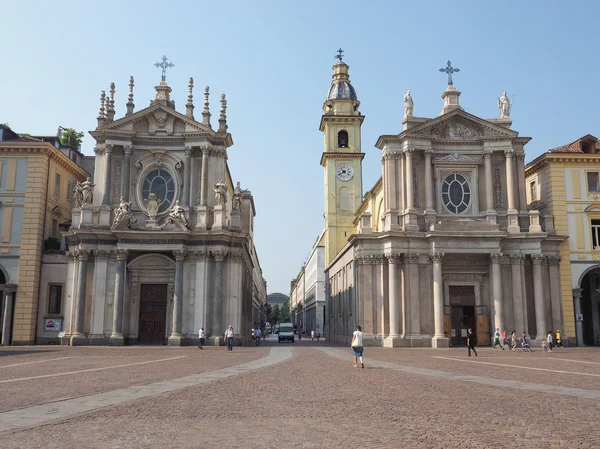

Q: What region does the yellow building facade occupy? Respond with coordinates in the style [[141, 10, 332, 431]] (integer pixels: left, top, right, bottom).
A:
[[525, 134, 600, 346], [0, 125, 89, 345]]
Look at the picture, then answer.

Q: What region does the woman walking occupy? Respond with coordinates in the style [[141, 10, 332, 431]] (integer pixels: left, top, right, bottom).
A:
[[351, 325, 365, 369], [510, 330, 518, 351], [224, 325, 234, 352], [467, 328, 477, 357]]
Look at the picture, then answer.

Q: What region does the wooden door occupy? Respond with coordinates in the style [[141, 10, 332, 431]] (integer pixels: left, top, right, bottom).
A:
[[451, 306, 476, 346], [138, 284, 167, 344]]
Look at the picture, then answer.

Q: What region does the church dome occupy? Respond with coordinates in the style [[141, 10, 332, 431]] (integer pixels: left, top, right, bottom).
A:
[[326, 61, 358, 102]]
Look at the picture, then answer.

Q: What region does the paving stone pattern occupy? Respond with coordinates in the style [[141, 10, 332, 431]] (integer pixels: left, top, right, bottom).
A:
[[1, 339, 600, 448]]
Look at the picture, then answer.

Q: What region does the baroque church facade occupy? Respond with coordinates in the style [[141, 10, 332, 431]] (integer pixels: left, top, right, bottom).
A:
[[41, 70, 266, 346], [322, 58, 566, 347]]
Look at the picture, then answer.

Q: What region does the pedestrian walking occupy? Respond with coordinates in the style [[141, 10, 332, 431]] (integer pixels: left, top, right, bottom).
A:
[[316, 332, 320, 342], [255, 328, 261, 346], [502, 329, 510, 348], [224, 325, 234, 352], [351, 325, 364, 369], [198, 327, 205, 349], [510, 330, 518, 351], [311, 330, 315, 341], [547, 331, 554, 352], [555, 329, 563, 347], [493, 328, 505, 350], [467, 328, 477, 357], [521, 335, 532, 352], [542, 338, 548, 352]]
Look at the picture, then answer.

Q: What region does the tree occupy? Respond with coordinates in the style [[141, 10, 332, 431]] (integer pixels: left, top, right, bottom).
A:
[[264, 304, 273, 322], [280, 299, 291, 322], [59, 128, 84, 149], [271, 304, 281, 324]]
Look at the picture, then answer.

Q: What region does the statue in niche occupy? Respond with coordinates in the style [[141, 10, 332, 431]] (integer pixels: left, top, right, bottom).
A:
[[143, 193, 162, 220], [404, 90, 414, 117], [168, 200, 189, 227], [213, 180, 228, 207], [498, 91, 512, 118]]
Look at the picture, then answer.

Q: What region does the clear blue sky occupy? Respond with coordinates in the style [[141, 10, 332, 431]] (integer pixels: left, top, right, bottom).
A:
[[2, 1, 598, 294]]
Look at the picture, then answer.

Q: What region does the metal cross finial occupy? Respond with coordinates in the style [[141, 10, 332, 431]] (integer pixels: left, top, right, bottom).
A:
[[439, 60, 460, 85], [154, 55, 175, 81], [335, 48, 344, 62]]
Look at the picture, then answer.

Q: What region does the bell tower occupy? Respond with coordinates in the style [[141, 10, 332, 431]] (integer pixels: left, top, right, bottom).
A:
[[320, 50, 365, 265]]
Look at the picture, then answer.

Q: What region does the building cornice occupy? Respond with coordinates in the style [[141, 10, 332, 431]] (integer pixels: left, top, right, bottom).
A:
[[525, 152, 600, 177], [320, 151, 365, 166], [0, 143, 89, 178]]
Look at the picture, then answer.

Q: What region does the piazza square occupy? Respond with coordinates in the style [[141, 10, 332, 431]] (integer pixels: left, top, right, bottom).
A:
[[1, 1, 600, 448]]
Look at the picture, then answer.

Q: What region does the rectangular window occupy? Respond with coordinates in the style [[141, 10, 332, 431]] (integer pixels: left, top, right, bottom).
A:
[[51, 218, 58, 238], [66, 180, 72, 202], [592, 220, 600, 250], [530, 181, 537, 201], [54, 173, 61, 198], [587, 172, 600, 192], [47, 284, 63, 315]]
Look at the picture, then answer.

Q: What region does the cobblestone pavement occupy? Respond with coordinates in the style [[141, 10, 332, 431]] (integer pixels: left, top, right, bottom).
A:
[[2, 337, 600, 448]]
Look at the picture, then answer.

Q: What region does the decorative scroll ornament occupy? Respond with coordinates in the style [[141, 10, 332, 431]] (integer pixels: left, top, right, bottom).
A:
[[489, 252, 503, 263], [429, 252, 444, 263], [433, 153, 483, 164]]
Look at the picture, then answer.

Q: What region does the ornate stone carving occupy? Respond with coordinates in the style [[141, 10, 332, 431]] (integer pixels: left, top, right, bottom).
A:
[[504, 148, 514, 158], [165, 200, 189, 229], [111, 163, 122, 204], [173, 249, 188, 261], [407, 253, 420, 264], [531, 254, 544, 265], [429, 252, 444, 263], [124, 145, 133, 156], [213, 180, 228, 207], [443, 273, 483, 283], [412, 164, 418, 207], [498, 91, 512, 118], [74, 249, 90, 261], [515, 153, 525, 162], [489, 252, 503, 264], [433, 153, 483, 164], [230, 251, 244, 262], [385, 253, 402, 264], [482, 149, 492, 158], [194, 250, 209, 260], [403, 148, 415, 155], [105, 144, 114, 154], [143, 193, 162, 220], [212, 250, 228, 262], [509, 254, 525, 265], [414, 119, 482, 139], [93, 145, 106, 155], [112, 196, 137, 230], [493, 166, 503, 208], [424, 148, 433, 156], [74, 177, 95, 207], [547, 256, 561, 266], [115, 249, 128, 261], [404, 90, 413, 117], [184, 146, 193, 157], [94, 250, 110, 260]]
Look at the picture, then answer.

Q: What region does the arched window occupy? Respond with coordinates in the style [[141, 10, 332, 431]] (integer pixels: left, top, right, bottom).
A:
[[337, 130, 349, 148], [441, 173, 471, 214], [142, 168, 176, 213]]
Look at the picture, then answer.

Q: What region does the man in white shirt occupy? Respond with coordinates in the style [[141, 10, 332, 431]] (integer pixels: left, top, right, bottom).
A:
[[255, 328, 261, 346], [198, 327, 205, 350]]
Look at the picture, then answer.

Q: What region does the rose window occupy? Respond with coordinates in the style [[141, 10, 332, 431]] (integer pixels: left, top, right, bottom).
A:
[[142, 168, 175, 213], [441, 173, 471, 214]]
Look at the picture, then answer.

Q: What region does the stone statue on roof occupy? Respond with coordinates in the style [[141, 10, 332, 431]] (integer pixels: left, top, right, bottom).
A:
[[404, 90, 414, 118], [498, 91, 511, 118]]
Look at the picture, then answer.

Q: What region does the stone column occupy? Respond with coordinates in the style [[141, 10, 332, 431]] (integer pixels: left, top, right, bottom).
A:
[[505, 149, 519, 233], [386, 253, 401, 338], [490, 252, 503, 333], [404, 148, 418, 231], [169, 249, 187, 346], [483, 150, 496, 223], [200, 147, 209, 206], [573, 288, 584, 346], [548, 256, 563, 335], [121, 145, 132, 201], [194, 250, 209, 333], [531, 254, 546, 340], [90, 250, 110, 341], [430, 252, 448, 347], [1, 286, 15, 346], [102, 144, 114, 205], [355, 255, 374, 336], [515, 153, 528, 212], [109, 249, 128, 346], [405, 253, 421, 339], [71, 249, 90, 345], [424, 150, 435, 228], [182, 146, 192, 208], [509, 255, 525, 335], [211, 250, 227, 337]]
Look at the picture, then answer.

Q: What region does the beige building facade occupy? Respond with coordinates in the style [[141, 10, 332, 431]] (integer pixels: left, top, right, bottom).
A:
[[0, 126, 89, 345], [321, 59, 566, 347], [526, 135, 600, 346]]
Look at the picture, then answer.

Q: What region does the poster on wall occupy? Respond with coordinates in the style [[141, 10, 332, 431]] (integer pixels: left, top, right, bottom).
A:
[[45, 318, 62, 331]]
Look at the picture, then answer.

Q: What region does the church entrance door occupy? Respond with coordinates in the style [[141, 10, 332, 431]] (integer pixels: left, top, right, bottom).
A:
[[449, 285, 476, 346], [138, 284, 168, 344]]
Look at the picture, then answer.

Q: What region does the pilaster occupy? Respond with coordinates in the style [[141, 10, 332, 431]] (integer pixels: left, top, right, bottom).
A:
[[90, 250, 110, 342], [490, 252, 503, 333], [531, 253, 546, 340]]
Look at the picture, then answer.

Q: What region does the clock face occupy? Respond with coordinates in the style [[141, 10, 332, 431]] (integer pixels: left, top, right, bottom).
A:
[[336, 164, 354, 181]]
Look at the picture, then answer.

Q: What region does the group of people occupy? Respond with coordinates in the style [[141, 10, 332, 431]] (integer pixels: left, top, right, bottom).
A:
[[468, 327, 563, 356]]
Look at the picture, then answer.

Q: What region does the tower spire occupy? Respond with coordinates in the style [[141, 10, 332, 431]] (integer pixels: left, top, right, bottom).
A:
[[186, 77, 195, 119], [202, 85, 212, 128], [126, 76, 135, 116], [218, 94, 228, 132]]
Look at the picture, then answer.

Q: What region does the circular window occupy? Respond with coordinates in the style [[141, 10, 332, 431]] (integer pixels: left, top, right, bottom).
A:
[[141, 168, 176, 213], [441, 173, 471, 214]]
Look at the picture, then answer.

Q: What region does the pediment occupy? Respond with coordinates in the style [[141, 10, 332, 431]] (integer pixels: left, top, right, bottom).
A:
[[102, 104, 212, 136], [406, 110, 517, 140]]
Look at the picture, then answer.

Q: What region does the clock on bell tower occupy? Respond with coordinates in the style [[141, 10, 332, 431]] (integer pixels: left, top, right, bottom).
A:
[[320, 50, 365, 265]]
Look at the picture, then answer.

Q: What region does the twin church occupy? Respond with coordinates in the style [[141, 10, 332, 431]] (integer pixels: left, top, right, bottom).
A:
[[320, 57, 565, 347]]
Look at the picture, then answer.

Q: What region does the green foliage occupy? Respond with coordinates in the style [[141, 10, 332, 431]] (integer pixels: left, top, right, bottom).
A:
[[59, 128, 84, 149], [270, 304, 280, 324], [44, 237, 61, 250], [280, 299, 291, 322]]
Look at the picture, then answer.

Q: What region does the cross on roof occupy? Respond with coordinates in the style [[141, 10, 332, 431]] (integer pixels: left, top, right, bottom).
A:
[[335, 48, 344, 62], [154, 55, 175, 81], [439, 60, 460, 85]]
